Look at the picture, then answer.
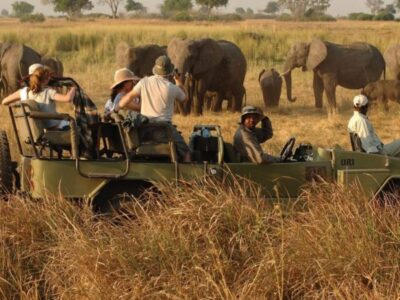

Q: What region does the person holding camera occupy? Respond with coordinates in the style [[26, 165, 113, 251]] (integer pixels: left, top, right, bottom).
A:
[[233, 105, 280, 164], [119, 55, 191, 162]]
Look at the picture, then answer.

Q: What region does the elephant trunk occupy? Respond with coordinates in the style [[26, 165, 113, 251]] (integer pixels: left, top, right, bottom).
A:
[[184, 74, 194, 114], [283, 69, 297, 103]]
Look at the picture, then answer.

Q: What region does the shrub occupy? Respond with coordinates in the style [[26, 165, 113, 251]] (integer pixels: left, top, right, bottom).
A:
[[19, 13, 45, 23], [374, 12, 395, 21], [348, 12, 374, 21], [169, 11, 193, 22]]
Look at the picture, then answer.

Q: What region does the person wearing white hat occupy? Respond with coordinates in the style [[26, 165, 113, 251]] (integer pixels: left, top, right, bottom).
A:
[[233, 105, 280, 164], [348, 94, 400, 156], [2, 64, 76, 130], [104, 68, 140, 116]]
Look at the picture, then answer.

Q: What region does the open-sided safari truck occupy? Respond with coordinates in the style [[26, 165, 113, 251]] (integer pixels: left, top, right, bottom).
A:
[[0, 78, 400, 212]]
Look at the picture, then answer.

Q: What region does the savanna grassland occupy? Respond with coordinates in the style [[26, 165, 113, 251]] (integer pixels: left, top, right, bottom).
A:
[[0, 18, 400, 299]]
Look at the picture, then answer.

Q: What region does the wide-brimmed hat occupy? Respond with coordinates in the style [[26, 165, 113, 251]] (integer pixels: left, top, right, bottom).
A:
[[110, 68, 140, 89], [152, 55, 174, 76], [29, 63, 44, 75], [353, 94, 368, 107], [239, 105, 264, 124]]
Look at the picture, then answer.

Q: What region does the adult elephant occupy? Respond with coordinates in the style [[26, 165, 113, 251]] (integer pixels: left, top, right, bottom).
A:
[[0, 43, 41, 97], [41, 56, 64, 77], [167, 38, 247, 115], [116, 42, 166, 78], [282, 39, 385, 113], [384, 44, 400, 80]]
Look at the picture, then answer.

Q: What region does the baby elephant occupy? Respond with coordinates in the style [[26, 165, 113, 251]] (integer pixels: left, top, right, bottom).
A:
[[259, 68, 282, 108], [362, 80, 400, 110]]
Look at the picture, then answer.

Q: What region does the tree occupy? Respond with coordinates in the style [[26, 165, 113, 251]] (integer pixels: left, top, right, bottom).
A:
[[366, 0, 384, 14], [382, 4, 396, 14], [195, 0, 228, 17], [246, 7, 254, 16], [235, 7, 245, 15], [160, 0, 192, 17], [41, 0, 93, 17], [125, 0, 146, 13], [1, 9, 9, 16], [277, 0, 330, 18], [264, 1, 279, 14], [11, 1, 34, 17], [98, 0, 124, 18]]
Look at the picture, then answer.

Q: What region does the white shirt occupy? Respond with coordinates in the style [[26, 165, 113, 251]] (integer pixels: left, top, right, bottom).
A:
[[348, 111, 383, 153], [104, 93, 140, 115], [133, 75, 185, 122], [20, 87, 61, 128]]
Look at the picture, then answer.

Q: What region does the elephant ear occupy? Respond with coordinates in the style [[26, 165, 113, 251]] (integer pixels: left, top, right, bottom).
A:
[[306, 39, 327, 71], [258, 69, 265, 82], [193, 39, 223, 76], [167, 37, 184, 65]]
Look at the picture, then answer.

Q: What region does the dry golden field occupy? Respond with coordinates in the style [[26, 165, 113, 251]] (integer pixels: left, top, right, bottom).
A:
[[0, 18, 400, 299]]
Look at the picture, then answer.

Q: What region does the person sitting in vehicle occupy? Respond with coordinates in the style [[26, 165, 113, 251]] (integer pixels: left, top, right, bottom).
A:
[[348, 94, 400, 157], [118, 55, 191, 162], [233, 105, 280, 164], [104, 68, 140, 117], [2, 64, 76, 130]]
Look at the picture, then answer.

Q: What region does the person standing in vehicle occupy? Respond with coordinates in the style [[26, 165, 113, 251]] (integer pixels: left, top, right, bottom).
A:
[[104, 68, 140, 116], [2, 64, 76, 130], [118, 55, 191, 162], [348, 94, 400, 156], [233, 105, 280, 164]]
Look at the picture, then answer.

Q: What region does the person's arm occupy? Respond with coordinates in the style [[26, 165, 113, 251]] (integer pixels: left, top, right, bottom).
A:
[[53, 87, 76, 103], [255, 116, 273, 143], [173, 74, 188, 103], [118, 89, 141, 111], [2, 90, 21, 105], [241, 129, 277, 164]]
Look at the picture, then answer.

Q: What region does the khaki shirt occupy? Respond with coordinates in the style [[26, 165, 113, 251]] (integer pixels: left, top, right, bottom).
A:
[[233, 118, 275, 164]]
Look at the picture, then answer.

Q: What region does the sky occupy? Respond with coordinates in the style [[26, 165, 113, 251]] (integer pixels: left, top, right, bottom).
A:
[[0, 0, 376, 16]]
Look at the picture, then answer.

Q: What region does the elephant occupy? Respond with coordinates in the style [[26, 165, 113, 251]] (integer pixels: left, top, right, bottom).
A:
[[167, 38, 247, 115], [41, 56, 64, 77], [361, 80, 400, 110], [259, 68, 282, 108], [282, 39, 386, 114], [384, 44, 400, 80], [116, 42, 166, 78], [0, 43, 41, 97]]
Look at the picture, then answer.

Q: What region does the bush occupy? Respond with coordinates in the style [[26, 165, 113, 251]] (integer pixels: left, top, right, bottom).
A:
[[19, 13, 45, 23], [374, 12, 395, 21], [348, 12, 374, 20], [169, 11, 193, 22], [276, 12, 335, 22]]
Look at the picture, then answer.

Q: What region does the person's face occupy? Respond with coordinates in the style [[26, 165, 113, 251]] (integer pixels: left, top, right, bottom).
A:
[[122, 80, 134, 92], [243, 114, 259, 129]]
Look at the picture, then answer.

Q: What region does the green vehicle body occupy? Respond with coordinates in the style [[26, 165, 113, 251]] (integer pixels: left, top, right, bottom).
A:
[[2, 79, 399, 206]]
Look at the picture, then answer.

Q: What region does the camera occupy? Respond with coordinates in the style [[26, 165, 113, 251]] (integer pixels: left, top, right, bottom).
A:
[[173, 68, 181, 76]]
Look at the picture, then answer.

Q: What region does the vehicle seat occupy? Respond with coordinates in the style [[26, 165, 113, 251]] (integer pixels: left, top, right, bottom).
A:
[[12, 100, 73, 157], [223, 142, 240, 163], [125, 122, 178, 162], [191, 135, 219, 163], [349, 132, 365, 152]]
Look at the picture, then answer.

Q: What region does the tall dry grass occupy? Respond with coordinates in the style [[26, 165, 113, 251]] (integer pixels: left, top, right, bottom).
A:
[[0, 179, 399, 298], [1, 19, 400, 298]]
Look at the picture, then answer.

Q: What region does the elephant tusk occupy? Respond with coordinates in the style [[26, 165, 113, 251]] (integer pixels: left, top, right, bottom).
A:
[[280, 70, 291, 77]]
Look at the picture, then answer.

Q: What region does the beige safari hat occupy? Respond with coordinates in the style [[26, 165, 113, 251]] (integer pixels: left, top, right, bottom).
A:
[[239, 105, 264, 124], [152, 55, 174, 76], [29, 63, 44, 75], [110, 68, 140, 89], [353, 94, 368, 107]]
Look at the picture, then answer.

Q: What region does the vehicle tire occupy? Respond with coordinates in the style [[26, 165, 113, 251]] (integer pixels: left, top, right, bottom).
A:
[[0, 130, 13, 196], [92, 181, 155, 216]]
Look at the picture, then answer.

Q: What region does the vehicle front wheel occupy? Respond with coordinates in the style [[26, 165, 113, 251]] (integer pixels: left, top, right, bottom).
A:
[[92, 181, 155, 216], [0, 130, 13, 196]]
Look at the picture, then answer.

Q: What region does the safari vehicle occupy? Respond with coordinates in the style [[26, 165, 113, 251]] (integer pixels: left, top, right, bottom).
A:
[[0, 78, 399, 212]]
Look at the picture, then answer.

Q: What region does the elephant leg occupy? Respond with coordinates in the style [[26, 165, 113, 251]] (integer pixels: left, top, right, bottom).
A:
[[210, 93, 223, 112], [313, 73, 324, 109], [230, 86, 245, 112], [193, 81, 206, 116], [322, 75, 337, 115]]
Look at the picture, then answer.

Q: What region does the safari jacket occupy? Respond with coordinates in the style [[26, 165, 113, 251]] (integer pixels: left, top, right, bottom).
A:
[[233, 117, 275, 164]]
